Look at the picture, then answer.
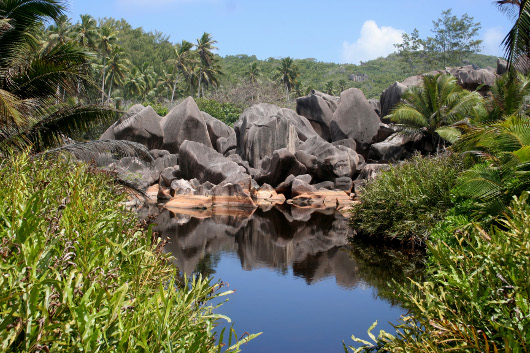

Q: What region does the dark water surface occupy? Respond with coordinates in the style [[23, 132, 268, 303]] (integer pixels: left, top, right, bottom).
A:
[[140, 205, 422, 353]]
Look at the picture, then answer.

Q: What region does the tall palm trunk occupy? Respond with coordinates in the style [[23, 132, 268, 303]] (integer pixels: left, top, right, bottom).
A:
[[107, 72, 114, 104], [101, 55, 106, 104], [171, 72, 179, 104]]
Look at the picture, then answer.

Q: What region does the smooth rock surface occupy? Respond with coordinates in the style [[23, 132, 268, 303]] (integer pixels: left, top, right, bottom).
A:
[[161, 97, 212, 153], [179, 140, 245, 185], [331, 88, 381, 144]]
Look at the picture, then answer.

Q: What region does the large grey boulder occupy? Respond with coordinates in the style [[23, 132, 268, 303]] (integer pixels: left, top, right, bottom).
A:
[[161, 97, 212, 153], [296, 90, 339, 141], [151, 153, 178, 181], [255, 148, 308, 187], [447, 65, 496, 91], [217, 132, 237, 155], [179, 140, 246, 185], [331, 88, 381, 145], [201, 112, 234, 153], [111, 157, 155, 191], [101, 106, 164, 150], [380, 82, 409, 120], [497, 58, 508, 75], [298, 136, 361, 181], [368, 133, 420, 162], [275, 174, 312, 196], [234, 103, 317, 168]]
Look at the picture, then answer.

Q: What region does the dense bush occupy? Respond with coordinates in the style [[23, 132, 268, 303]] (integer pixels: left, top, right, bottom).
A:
[[0, 154, 257, 352], [350, 153, 465, 245], [346, 193, 530, 352], [196, 98, 243, 127]]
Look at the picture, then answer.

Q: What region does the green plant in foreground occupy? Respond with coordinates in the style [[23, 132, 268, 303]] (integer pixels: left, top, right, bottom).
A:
[[0, 153, 259, 352], [347, 193, 530, 352], [350, 153, 465, 245], [386, 73, 482, 150]]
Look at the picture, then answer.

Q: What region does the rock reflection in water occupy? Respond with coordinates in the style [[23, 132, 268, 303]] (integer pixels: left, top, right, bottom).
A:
[[141, 205, 361, 288]]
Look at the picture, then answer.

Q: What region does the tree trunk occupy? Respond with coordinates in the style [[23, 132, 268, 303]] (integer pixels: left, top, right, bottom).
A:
[[107, 72, 114, 104], [285, 83, 289, 103], [101, 55, 106, 104], [171, 72, 180, 104]]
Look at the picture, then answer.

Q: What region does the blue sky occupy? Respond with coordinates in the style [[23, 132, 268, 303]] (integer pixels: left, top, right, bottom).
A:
[[68, 0, 514, 64]]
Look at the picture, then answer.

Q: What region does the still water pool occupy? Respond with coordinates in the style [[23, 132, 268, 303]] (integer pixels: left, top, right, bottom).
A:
[[141, 205, 422, 353]]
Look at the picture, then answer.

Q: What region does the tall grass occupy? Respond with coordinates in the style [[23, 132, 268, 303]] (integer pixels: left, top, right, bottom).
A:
[[0, 153, 258, 352], [346, 192, 530, 352], [350, 153, 465, 245]]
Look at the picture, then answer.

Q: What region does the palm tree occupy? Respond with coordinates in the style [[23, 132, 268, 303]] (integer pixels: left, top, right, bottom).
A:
[[486, 72, 530, 121], [497, 0, 530, 72], [275, 57, 299, 102], [245, 62, 261, 84], [338, 79, 347, 93], [73, 14, 98, 49], [97, 25, 118, 103], [137, 63, 156, 100], [324, 80, 335, 95], [105, 46, 130, 103], [45, 14, 72, 47], [387, 73, 483, 150], [0, 0, 115, 152], [195, 58, 222, 98], [124, 66, 146, 100], [453, 114, 530, 219], [195, 32, 217, 67], [170, 40, 193, 103]]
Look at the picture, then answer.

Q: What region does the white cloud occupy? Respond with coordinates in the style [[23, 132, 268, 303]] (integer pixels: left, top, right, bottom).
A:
[[482, 27, 505, 57], [341, 20, 403, 64]]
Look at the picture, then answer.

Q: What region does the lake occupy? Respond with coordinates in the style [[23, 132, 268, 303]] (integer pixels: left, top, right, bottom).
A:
[[140, 204, 423, 353]]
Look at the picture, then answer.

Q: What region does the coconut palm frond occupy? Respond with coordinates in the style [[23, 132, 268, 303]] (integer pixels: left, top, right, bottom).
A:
[[11, 42, 94, 100], [389, 105, 429, 128], [455, 162, 505, 203], [436, 126, 462, 144], [18, 104, 118, 151], [500, 0, 530, 72], [40, 139, 154, 165]]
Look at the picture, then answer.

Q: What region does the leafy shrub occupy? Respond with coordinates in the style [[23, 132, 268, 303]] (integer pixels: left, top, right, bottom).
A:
[[347, 192, 530, 352], [196, 98, 243, 127], [350, 153, 465, 245], [0, 154, 258, 352]]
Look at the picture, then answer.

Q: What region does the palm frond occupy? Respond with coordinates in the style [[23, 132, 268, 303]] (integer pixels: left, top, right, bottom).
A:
[[39, 139, 154, 165], [500, 0, 530, 72], [436, 126, 462, 144], [1, 104, 118, 152]]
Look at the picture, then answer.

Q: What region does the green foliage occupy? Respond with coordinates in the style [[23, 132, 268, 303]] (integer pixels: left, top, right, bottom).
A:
[[452, 115, 530, 221], [348, 192, 530, 352], [350, 153, 465, 244], [387, 73, 483, 149], [0, 154, 259, 352], [196, 98, 243, 127], [0, 1, 116, 152], [497, 0, 530, 73]]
